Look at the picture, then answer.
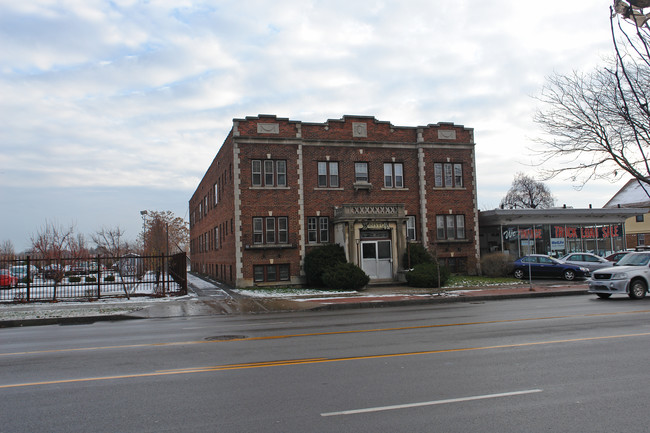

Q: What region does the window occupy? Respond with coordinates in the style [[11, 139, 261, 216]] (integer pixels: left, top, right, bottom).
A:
[[264, 160, 274, 186], [436, 215, 466, 240], [639, 233, 646, 246], [253, 218, 263, 244], [434, 163, 463, 188], [384, 163, 404, 188], [355, 162, 369, 182], [252, 159, 287, 187], [253, 264, 290, 282], [637, 215, 645, 222], [214, 227, 219, 249], [318, 161, 339, 188], [406, 216, 416, 241], [265, 218, 275, 244], [277, 160, 287, 186], [253, 217, 288, 245], [214, 182, 218, 205], [308, 216, 329, 243]]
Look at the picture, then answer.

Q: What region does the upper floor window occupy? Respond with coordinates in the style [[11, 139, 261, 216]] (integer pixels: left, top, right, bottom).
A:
[[436, 215, 466, 240], [214, 182, 218, 205], [318, 162, 339, 188], [406, 216, 416, 241], [355, 162, 369, 183], [252, 159, 287, 187], [384, 163, 404, 188], [253, 217, 288, 245], [434, 163, 463, 188], [308, 216, 330, 243]]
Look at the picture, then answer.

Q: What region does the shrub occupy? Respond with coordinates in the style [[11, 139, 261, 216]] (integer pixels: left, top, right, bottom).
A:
[[405, 262, 450, 288], [68, 276, 82, 283], [304, 244, 346, 287], [104, 275, 116, 282], [322, 262, 370, 291], [403, 243, 433, 268], [85, 276, 97, 283], [480, 252, 514, 277]]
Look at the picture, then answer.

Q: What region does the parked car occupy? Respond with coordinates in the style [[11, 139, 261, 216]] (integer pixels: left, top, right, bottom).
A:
[[0, 269, 18, 289], [605, 251, 631, 263], [512, 254, 590, 281], [589, 251, 650, 299], [9, 265, 37, 282], [558, 252, 612, 271]]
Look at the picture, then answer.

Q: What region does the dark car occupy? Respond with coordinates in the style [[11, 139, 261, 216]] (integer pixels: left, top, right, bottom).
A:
[[512, 254, 590, 281], [605, 251, 631, 263]]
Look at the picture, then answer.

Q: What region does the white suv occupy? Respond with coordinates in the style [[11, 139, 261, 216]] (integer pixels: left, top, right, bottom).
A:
[[589, 252, 650, 299]]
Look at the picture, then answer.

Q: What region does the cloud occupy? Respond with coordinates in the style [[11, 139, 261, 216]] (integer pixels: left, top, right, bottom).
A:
[[0, 0, 625, 251]]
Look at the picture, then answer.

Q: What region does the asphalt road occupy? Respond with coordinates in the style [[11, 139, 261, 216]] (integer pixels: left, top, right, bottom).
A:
[[3, 295, 650, 432]]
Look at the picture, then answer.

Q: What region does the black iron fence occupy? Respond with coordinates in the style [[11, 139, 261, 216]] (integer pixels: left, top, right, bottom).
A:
[[0, 253, 187, 303]]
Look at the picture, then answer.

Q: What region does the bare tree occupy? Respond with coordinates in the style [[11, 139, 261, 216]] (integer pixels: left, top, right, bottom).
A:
[[533, 1, 650, 196], [500, 173, 555, 209], [30, 221, 76, 299], [142, 210, 189, 256], [92, 226, 130, 257], [0, 240, 15, 261]]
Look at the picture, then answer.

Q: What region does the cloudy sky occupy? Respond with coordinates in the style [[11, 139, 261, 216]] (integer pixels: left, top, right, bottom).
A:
[[1, 0, 624, 252]]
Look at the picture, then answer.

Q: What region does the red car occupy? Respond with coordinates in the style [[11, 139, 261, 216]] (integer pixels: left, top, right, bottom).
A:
[[0, 269, 18, 289]]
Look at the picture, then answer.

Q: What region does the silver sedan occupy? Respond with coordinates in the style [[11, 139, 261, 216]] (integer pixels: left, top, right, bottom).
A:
[[559, 252, 613, 272]]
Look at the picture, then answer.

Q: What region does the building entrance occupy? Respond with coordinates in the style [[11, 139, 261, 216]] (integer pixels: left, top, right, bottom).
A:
[[361, 240, 392, 279]]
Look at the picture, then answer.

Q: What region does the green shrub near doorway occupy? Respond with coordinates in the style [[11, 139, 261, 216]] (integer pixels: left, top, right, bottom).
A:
[[405, 262, 450, 288], [322, 262, 369, 291], [403, 243, 433, 268], [304, 244, 346, 287]]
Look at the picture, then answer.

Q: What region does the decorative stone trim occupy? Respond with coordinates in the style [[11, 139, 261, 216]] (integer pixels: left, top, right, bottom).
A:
[[257, 123, 279, 134], [438, 130, 456, 140]]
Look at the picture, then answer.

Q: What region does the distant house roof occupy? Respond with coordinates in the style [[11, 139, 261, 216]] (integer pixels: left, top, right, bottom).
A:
[[604, 179, 650, 208]]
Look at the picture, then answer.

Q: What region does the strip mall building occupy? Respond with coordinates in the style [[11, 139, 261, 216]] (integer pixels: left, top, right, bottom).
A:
[[479, 208, 647, 258], [189, 115, 479, 288]]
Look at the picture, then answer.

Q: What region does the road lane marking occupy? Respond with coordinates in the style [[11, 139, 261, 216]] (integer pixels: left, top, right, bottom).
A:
[[2, 332, 650, 389], [3, 309, 650, 357], [320, 389, 543, 416]]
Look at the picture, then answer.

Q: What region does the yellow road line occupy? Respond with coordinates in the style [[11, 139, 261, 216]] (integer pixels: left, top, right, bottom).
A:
[[3, 309, 650, 358], [2, 331, 650, 390]]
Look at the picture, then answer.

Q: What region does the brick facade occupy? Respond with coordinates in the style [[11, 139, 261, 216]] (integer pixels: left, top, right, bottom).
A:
[[189, 115, 479, 288]]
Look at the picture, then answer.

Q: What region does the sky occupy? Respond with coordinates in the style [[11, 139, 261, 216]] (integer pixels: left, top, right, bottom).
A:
[[0, 0, 627, 253]]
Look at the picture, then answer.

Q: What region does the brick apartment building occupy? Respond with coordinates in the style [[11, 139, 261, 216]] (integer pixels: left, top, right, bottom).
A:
[[189, 115, 479, 288]]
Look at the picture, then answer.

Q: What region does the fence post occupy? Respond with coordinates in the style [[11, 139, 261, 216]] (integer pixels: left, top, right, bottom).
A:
[[96, 254, 101, 299], [26, 255, 31, 302]]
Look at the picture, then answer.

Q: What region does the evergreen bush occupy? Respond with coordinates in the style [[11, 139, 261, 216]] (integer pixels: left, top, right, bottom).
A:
[[304, 244, 346, 287], [403, 243, 433, 269], [322, 262, 370, 291], [405, 262, 450, 288], [68, 276, 82, 283]]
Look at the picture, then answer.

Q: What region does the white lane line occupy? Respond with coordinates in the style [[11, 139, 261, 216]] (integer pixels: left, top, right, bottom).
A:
[[321, 389, 543, 417]]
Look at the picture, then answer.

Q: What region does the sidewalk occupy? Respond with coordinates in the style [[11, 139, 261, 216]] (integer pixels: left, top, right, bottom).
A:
[[0, 279, 589, 327]]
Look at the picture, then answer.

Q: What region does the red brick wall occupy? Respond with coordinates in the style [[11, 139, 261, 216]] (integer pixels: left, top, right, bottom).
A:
[[190, 115, 479, 287]]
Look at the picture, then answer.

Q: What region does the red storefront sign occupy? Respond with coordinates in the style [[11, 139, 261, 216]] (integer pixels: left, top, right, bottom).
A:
[[553, 225, 621, 239]]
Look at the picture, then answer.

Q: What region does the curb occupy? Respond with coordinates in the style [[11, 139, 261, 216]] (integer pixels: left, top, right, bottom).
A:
[[309, 289, 589, 311], [0, 314, 142, 328]]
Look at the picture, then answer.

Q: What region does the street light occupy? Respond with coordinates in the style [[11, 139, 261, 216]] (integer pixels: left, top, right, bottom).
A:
[[140, 210, 148, 254]]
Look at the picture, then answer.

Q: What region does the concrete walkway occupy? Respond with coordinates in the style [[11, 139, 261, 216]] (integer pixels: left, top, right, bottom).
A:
[[0, 277, 589, 327]]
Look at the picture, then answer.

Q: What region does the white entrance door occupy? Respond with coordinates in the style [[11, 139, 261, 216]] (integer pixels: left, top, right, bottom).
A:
[[361, 240, 392, 279]]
